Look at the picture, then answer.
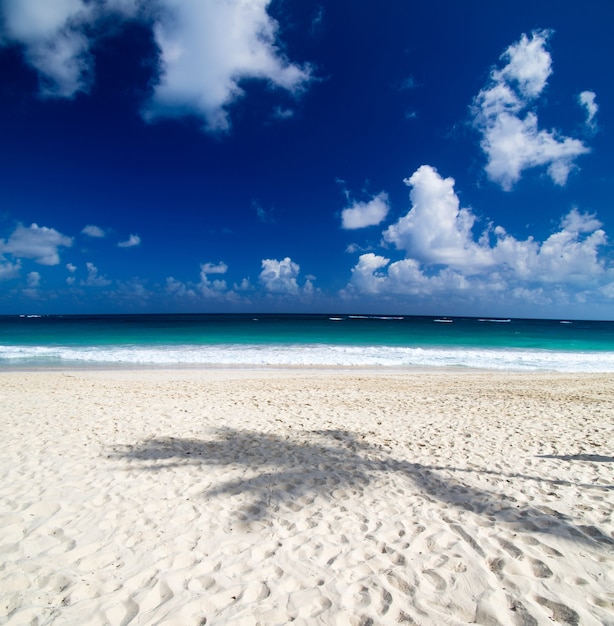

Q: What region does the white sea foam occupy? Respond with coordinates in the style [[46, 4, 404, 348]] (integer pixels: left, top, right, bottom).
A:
[[1, 343, 614, 372]]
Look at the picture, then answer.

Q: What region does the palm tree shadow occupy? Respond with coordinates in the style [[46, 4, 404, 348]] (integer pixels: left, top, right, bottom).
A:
[[537, 453, 614, 463], [110, 427, 614, 547]]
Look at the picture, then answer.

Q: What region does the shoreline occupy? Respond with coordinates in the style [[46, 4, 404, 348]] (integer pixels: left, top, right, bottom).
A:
[[2, 361, 614, 374], [2, 369, 613, 624]]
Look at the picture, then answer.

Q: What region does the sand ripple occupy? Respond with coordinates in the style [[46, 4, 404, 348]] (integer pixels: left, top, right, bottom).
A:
[[1, 370, 613, 625]]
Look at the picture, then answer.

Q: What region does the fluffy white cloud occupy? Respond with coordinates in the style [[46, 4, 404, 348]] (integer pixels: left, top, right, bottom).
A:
[[260, 257, 301, 295], [472, 30, 590, 189], [341, 192, 390, 230], [0, 0, 94, 98], [491, 209, 606, 284], [347, 165, 609, 306], [348, 253, 391, 294], [117, 234, 141, 248], [497, 30, 552, 98], [82, 224, 105, 238], [143, 0, 311, 132], [346, 253, 472, 299], [383, 166, 491, 271], [0, 223, 73, 265], [198, 261, 228, 296], [578, 90, 598, 131], [0, 0, 311, 131]]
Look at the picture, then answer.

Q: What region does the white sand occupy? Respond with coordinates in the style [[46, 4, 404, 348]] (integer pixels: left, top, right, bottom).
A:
[[1, 369, 613, 625]]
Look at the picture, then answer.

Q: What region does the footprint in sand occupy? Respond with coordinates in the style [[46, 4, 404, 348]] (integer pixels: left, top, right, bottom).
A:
[[530, 557, 553, 578], [344, 583, 371, 609], [536, 596, 580, 625], [385, 572, 415, 596], [488, 557, 505, 577], [588, 594, 614, 612], [496, 536, 523, 559], [422, 569, 447, 591], [522, 535, 564, 557], [507, 595, 538, 626], [377, 587, 393, 615]]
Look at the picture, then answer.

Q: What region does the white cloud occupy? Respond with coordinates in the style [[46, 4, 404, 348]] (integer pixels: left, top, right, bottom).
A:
[[260, 257, 300, 295], [0, 259, 21, 280], [346, 165, 609, 307], [0, 0, 94, 98], [383, 166, 491, 271], [66, 262, 77, 285], [166, 276, 196, 298], [199, 261, 227, 292], [166, 262, 246, 301], [82, 262, 111, 286], [233, 277, 253, 292], [118, 234, 141, 248], [27, 271, 41, 288], [578, 90, 598, 131], [141, 0, 312, 133], [348, 253, 391, 294], [199, 261, 235, 298], [0, 223, 73, 265], [82, 224, 105, 238], [201, 261, 228, 275], [472, 30, 590, 189], [22, 269, 43, 298], [272, 106, 295, 120], [1, 0, 312, 132], [345, 252, 472, 301], [491, 209, 606, 284], [497, 30, 552, 98], [341, 192, 390, 230]]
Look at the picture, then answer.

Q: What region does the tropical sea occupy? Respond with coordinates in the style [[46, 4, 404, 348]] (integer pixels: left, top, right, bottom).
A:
[[2, 313, 614, 372]]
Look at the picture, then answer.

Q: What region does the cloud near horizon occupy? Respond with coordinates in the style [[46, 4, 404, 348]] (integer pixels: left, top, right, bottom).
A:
[[0, 0, 312, 132], [472, 30, 591, 190], [260, 257, 301, 295], [82, 262, 112, 287], [345, 165, 610, 308]]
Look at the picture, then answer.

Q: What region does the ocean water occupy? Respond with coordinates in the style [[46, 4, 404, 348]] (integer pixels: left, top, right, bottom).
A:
[[1, 313, 614, 372]]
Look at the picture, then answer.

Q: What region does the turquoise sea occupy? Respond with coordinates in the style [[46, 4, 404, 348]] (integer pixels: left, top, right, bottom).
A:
[[1, 314, 614, 372]]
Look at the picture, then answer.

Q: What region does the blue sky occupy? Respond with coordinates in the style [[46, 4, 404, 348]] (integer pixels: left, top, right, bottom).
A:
[[1, 0, 613, 318]]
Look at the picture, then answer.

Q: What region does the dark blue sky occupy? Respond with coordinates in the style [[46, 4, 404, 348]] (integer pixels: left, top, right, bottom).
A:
[[1, 0, 613, 317]]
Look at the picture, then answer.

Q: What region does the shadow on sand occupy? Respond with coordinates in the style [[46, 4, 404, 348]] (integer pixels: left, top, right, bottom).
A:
[[111, 427, 613, 547], [537, 453, 614, 463]]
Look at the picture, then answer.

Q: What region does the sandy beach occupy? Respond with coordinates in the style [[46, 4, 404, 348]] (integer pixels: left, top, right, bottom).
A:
[[1, 369, 613, 625]]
